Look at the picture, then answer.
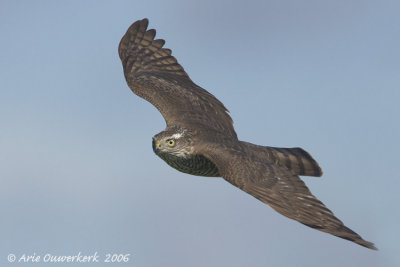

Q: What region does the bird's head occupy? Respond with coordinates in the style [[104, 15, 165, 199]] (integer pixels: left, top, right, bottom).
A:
[[152, 126, 193, 158]]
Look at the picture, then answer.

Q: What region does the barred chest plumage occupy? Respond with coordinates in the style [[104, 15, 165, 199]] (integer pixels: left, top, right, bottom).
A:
[[156, 152, 220, 177]]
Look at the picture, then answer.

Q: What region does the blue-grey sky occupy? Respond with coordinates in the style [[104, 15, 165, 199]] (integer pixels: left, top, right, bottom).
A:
[[1, 0, 399, 266]]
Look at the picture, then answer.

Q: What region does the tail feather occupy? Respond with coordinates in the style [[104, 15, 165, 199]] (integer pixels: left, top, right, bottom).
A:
[[240, 141, 322, 177], [267, 147, 323, 177]]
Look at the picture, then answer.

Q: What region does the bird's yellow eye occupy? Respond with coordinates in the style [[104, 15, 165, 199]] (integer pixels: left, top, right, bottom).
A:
[[166, 139, 175, 147]]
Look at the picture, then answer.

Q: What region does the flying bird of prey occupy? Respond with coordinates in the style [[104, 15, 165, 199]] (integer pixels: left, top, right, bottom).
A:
[[118, 18, 376, 250]]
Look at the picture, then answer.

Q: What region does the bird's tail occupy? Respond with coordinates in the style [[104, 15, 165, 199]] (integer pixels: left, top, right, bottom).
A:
[[265, 146, 323, 177], [240, 142, 322, 177]]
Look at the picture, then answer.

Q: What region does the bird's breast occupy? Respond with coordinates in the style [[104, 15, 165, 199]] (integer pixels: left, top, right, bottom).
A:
[[156, 152, 220, 177]]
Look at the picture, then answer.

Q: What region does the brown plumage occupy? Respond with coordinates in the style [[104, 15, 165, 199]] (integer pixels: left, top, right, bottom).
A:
[[118, 18, 377, 250]]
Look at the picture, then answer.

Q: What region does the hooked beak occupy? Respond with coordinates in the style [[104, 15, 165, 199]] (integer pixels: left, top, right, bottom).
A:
[[152, 138, 161, 153]]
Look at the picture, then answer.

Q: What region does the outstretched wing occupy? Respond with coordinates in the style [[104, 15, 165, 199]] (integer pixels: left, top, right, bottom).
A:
[[118, 18, 237, 139], [200, 142, 377, 250]]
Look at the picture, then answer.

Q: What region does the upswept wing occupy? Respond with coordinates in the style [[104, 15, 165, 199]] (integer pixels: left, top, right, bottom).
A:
[[200, 142, 376, 250], [118, 18, 237, 139]]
